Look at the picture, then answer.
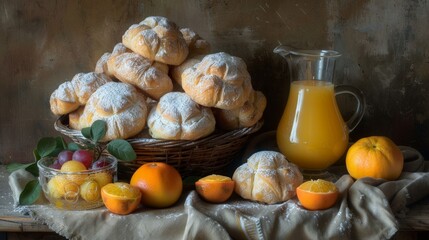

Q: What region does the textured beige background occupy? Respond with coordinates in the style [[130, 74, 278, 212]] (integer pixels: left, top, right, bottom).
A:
[[1, 0, 429, 163]]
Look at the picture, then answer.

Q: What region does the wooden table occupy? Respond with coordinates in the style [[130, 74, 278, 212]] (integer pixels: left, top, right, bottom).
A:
[[0, 165, 428, 239]]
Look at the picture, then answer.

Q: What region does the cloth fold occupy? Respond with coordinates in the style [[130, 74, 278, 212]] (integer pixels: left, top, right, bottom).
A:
[[8, 146, 429, 240]]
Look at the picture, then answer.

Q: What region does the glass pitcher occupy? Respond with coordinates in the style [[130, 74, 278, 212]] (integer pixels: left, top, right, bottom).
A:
[[274, 46, 365, 174]]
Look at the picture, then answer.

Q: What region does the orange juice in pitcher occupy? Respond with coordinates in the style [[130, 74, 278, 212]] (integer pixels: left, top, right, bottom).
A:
[[274, 46, 365, 176], [277, 80, 349, 170]]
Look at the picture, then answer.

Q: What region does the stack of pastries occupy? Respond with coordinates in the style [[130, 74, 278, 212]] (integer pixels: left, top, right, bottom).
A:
[[50, 16, 266, 142]]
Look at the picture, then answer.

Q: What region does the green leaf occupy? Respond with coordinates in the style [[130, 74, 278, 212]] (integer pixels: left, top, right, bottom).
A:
[[33, 148, 41, 161], [42, 137, 68, 157], [90, 120, 107, 143], [68, 142, 81, 151], [81, 127, 91, 139], [25, 162, 39, 177], [85, 142, 96, 150], [36, 137, 57, 158], [56, 136, 68, 150], [107, 139, 136, 161], [19, 180, 42, 205], [6, 162, 34, 173], [48, 147, 64, 158]]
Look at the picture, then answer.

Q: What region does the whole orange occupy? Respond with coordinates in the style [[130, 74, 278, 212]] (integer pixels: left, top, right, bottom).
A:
[[195, 174, 235, 203], [346, 136, 404, 180], [130, 162, 183, 208]]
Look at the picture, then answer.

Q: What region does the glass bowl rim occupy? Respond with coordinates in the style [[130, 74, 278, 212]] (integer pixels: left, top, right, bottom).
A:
[[37, 155, 118, 174]]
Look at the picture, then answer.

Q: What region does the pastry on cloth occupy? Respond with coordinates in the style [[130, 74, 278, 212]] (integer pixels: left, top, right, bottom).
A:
[[122, 16, 188, 66], [94, 43, 130, 77], [180, 52, 253, 110], [213, 90, 267, 130], [180, 28, 211, 57], [107, 51, 172, 100], [78, 82, 148, 142], [50, 72, 112, 115], [147, 92, 215, 140], [232, 151, 303, 204]]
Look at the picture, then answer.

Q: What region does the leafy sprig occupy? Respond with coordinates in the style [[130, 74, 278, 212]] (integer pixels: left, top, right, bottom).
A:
[[7, 120, 136, 205]]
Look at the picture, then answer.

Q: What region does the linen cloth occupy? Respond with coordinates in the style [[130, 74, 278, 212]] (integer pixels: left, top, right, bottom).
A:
[[9, 145, 429, 240]]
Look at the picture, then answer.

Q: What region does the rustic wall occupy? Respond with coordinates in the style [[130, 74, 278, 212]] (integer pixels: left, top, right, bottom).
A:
[[1, 0, 428, 163]]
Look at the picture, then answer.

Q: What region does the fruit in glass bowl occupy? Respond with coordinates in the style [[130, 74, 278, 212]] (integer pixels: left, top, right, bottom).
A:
[[37, 154, 117, 210]]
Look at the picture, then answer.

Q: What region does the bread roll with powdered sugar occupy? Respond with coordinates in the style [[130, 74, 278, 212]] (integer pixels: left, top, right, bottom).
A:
[[50, 72, 112, 115], [78, 82, 148, 142], [122, 16, 188, 66], [180, 52, 253, 110], [233, 151, 303, 204], [107, 52, 172, 100], [147, 92, 215, 140], [170, 55, 205, 86], [180, 28, 211, 57], [95, 43, 130, 77], [213, 90, 267, 130]]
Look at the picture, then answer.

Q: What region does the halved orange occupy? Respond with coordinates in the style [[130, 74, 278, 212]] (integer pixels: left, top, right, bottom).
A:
[[296, 179, 339, 210], [101, 182, 142, 215], [195, 174, 235, 203]]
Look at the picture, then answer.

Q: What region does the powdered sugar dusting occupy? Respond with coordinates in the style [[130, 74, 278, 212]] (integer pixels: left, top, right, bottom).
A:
[[180, 28, 211, 57], [123, 16, 188, 65], [95, 43, 128, 76], [171, 56, 204, 86], [95, 52, 111, 74], [156, 212, 185, 221], [81, 82, 148, 141], [111, 43, 128, 57], [233, 151, 303, 204], [71, 72, 112, 104], [50, 72, 111, 108], [51, 81, 77, 102], [181, 52, 252, 110], [147, 92, 215, 140], [214, 90, 267, 130], [108, 52, 172, 100]]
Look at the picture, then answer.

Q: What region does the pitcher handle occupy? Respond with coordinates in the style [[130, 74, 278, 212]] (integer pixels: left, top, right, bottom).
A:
[[334, 85, 366, 132]]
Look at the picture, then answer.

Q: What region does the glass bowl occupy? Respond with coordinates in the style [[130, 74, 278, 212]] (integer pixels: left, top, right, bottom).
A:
[[37, 155, 117, 210]]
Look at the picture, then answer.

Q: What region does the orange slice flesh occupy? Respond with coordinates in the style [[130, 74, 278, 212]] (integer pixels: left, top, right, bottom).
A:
[[296, 179, 339, 210], [101, 182, 141, 215]]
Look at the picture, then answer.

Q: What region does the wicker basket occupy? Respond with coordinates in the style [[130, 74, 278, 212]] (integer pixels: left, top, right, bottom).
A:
[[54, 115, 262, 179]]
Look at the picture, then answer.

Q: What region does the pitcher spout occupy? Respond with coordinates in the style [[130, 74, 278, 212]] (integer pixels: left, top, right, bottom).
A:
[[273, 45, 296, 59], [274, 45, 341, 59]]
